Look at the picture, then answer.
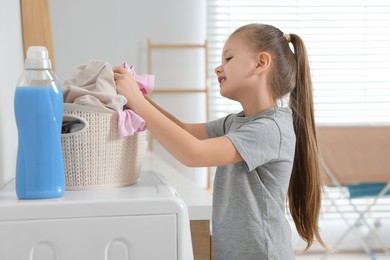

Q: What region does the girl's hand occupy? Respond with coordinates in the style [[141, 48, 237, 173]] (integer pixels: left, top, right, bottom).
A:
[[113, 66, 144, 109]]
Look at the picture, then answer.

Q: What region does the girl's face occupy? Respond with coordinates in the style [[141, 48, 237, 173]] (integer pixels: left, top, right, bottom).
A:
[[214, 34, 259, 101]]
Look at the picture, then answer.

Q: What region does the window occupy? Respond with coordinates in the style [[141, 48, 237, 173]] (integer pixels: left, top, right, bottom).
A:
[[207, 0, 390, 125]]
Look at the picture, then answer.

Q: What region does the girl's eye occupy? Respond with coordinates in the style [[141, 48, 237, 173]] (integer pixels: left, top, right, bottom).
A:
[[225, 57, 233, 62]]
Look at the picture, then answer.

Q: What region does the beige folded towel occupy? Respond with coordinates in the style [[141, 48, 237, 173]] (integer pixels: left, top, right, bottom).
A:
[[62, 60, 127, 112]]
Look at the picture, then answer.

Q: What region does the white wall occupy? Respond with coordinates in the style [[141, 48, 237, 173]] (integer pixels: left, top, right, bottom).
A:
[[49, 0, 206, 80], [49, 0, 208, 187], [0, 0, 24, 187]]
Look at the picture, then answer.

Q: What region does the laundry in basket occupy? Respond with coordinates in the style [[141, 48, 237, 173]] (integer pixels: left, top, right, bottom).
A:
[[61, 60, 154, 190]]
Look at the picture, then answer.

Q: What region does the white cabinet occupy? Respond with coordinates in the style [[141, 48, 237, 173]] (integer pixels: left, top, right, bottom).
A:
[[0, 171, 193, 260], [0, 215, 177, 260]]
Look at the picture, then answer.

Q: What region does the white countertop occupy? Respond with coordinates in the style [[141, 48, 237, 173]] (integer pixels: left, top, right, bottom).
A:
[[0, 171, 188, 220], [0, 152, 212, 221], [141, 152, 212, 221]]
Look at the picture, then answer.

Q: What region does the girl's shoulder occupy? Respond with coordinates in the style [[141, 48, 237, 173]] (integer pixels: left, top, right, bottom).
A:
[[231, 107, 292, 125]]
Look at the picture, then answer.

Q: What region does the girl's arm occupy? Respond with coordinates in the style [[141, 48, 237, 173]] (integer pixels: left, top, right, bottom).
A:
[[145, 96, 208, 140], [114, 67, 242, 167]]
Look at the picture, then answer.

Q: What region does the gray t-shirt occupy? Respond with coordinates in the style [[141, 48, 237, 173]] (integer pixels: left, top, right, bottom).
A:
[[206, 107, 296, 260]]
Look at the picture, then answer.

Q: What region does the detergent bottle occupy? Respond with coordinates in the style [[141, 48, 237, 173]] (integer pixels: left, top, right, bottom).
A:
[[14, 46, 65, 199]]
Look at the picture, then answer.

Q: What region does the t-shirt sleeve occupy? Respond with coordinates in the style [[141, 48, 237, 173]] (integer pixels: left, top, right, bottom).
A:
[[226, 119, 281, 172], [206, 115, 230, 138]]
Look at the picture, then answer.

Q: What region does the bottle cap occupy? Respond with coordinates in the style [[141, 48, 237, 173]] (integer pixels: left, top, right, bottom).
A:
[[24, 46, 52, 70]]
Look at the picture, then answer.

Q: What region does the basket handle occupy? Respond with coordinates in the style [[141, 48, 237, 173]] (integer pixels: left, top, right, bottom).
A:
[[61, 113, 88, 136]]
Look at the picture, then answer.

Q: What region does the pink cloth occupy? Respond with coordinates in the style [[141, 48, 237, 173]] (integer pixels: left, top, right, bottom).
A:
[[116, 63, 154, 137], [117, 109, 146, 138], [122, 63, 154, 95]]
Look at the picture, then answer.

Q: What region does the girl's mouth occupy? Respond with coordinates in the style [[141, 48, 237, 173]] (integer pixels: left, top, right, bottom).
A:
[[218, 76, 226, 84]]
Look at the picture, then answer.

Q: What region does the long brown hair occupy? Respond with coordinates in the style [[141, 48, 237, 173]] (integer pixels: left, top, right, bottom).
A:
[[231, 24, 327, 250]]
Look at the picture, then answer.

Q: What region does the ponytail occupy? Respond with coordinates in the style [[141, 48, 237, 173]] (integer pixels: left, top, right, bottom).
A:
[[288, 34, 327, 250]]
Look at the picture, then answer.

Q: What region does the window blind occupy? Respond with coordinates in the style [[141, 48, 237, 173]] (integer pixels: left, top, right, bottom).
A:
[[207, 0, 390, 125]]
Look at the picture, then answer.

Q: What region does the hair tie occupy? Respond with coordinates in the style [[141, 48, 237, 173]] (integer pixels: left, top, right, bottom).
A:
[[284, 33, 291, 43]]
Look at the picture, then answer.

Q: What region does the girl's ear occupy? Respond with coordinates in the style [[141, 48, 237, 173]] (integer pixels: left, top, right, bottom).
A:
[[255, 52, 271, 74]]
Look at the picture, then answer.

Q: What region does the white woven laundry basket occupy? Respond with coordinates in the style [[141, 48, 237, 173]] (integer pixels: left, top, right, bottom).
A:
[[61, 103, 146, 190]]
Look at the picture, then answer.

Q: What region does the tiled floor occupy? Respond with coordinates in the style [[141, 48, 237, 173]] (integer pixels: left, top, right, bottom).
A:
[[296, 253, 390, 260]]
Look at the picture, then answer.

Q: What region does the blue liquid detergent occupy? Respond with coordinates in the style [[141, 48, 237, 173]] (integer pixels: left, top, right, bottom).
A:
[[14, 86, 64, 199]]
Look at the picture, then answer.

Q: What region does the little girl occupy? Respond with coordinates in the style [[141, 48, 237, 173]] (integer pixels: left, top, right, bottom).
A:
[[114, 23, 326, 259]]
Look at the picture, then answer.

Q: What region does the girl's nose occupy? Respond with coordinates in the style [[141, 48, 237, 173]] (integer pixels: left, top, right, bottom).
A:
[[214, 64, 223, 75]]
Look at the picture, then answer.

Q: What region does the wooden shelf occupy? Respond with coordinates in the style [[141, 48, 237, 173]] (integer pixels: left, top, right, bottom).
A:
[[147, 39, 209, 116], [21, 0, 55, 70], [153, 89, 207, 94], [148, 43, 207, 49], [147, 39, 213, 191]]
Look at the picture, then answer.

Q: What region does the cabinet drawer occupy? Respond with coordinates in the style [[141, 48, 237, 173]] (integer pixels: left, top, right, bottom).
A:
[[0, 214, 177, 260]]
